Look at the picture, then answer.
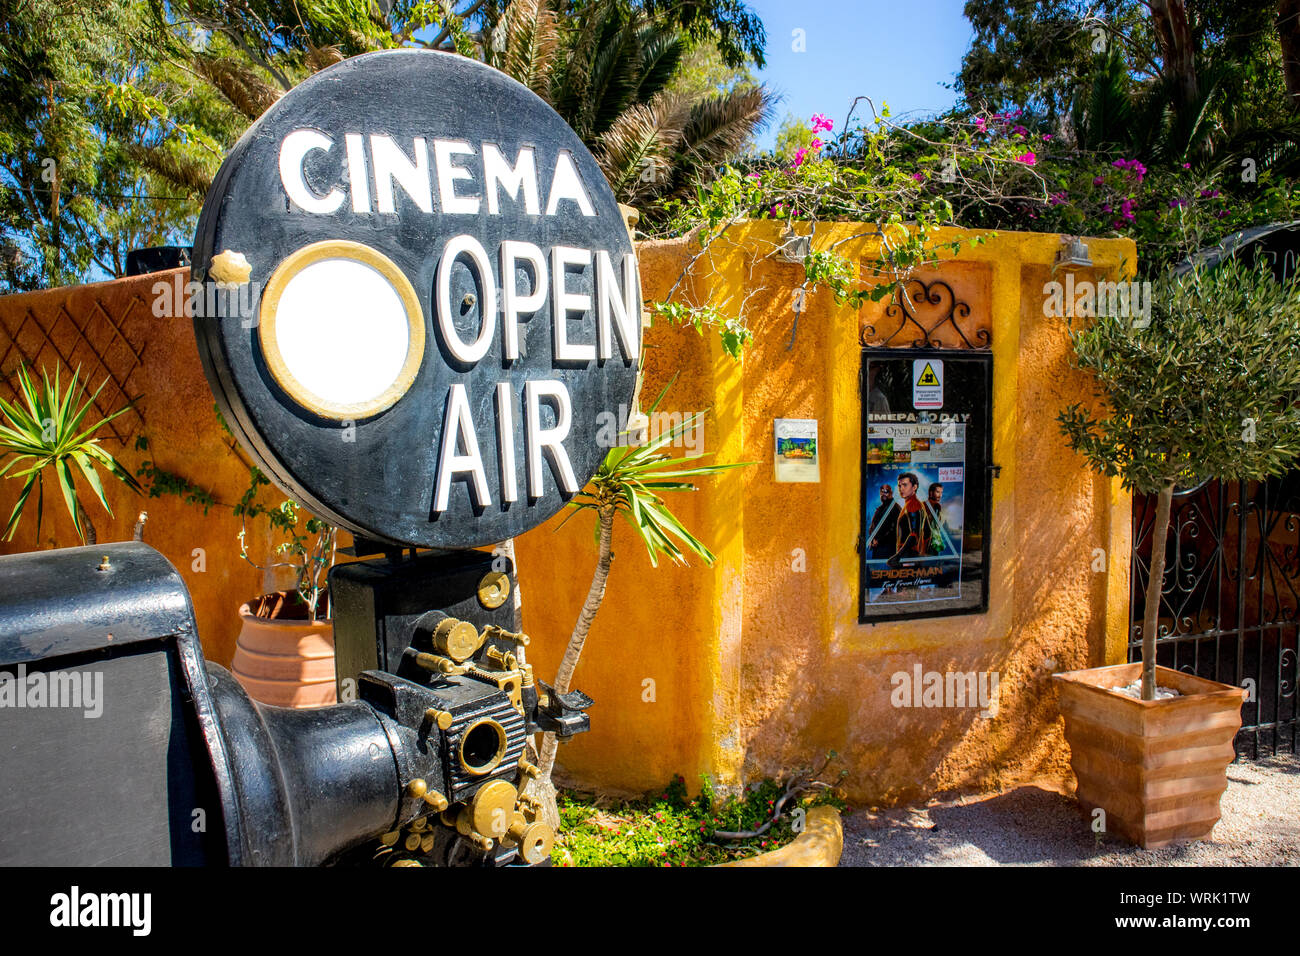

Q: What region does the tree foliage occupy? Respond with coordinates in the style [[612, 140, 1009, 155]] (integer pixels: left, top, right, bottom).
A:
[[959, 0, 1300, 175], [1059, 257, 1300, 495], [484, 0, 772, 207], [1056, 254, 1300, 699], [0, 0, 233, 290], [0, 0, 769, 291]]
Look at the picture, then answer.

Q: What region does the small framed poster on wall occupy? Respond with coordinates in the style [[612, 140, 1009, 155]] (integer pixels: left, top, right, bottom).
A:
[[860, 350, 992, 623], [774, 418, 819, 482]]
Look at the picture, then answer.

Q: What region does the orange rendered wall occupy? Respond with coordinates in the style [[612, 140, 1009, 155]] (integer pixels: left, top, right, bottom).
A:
[[0, 269, 300, 667]]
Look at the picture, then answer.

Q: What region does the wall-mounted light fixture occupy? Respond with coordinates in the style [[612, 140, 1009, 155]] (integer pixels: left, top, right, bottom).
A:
[[776, 226, 813, 263], [1054, 235, 1093, 271]]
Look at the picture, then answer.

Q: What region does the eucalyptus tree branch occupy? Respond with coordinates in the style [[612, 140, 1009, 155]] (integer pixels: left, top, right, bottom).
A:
[[429, 0, 488, 47]]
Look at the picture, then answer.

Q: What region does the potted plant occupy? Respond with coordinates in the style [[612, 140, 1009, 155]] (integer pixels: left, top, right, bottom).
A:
[[230, 475, 339, 708], [0, 364, 142, 546], [1055, 256, 1300, 848], [132, 406, 340, 707]]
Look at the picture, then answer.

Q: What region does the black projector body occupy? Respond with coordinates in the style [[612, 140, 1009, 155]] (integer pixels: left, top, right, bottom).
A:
[[0, 542, 588, 867]]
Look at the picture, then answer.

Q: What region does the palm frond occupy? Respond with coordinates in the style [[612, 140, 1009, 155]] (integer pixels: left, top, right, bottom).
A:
[[304, 43, 345, 74], [578, 11, 645, 139], [127, 142, 216, 199], [664, 84, 773, 200], [492, 0, 560, 103], [551, 0, 611, 133], [1071, 49, 1133, 152], [593, 91, 689, 203], [192, 53, 282, 120], [628, 25, 685, 106]]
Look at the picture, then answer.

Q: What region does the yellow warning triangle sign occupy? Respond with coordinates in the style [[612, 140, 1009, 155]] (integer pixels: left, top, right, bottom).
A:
[[917, 363, 940, 387]]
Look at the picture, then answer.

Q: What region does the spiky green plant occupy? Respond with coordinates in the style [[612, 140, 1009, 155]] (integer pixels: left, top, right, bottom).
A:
[[528, 379, 752, 809], [0, 364, 141, 544]]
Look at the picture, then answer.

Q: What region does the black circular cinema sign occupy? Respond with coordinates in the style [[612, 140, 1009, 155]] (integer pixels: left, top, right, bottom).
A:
[[192, 50, 642, 549]]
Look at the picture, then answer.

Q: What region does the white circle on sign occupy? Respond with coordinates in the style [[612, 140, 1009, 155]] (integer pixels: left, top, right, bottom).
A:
[[276, 258, 406, 400], [258, 241, 425, 419]]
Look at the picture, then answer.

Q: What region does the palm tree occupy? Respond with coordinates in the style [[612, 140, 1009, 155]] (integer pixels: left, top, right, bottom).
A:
[[484, 0, 774, 210], [522, 383, 751, 823]]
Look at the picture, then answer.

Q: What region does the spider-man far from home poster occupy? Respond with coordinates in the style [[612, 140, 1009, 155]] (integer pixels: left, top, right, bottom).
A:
[[864, 421, 965, 605]]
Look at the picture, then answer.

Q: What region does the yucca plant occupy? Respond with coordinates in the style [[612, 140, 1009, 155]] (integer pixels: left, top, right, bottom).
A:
[[528, 380, 751, 817], [0, 364, 141, 545]]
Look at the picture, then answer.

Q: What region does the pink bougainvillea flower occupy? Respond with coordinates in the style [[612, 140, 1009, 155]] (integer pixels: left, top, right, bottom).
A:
[[1120, 198, 1136, 220], [1199, 188, 1220, 198], [1182, 162, 1192, 169], [1015, 152, 1036, 165], [1111, 158, 1147, 183], [1101, 203, 1112, 213], [810, 137, 823, 150], [792, 147, 808, 167], [911, 172, 925, 182], [1169, 197, 1186, 208], [1012, 125, 1028, 136], [1093, 175, 1105, 186], [810, 112, 834, 134], [974, 117, 987, 130], [1049, 191, 1068, 205], [1042, 133, 1052, 141]]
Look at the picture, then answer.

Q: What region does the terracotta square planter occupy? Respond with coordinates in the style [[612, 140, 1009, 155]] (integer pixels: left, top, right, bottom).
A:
[[1053, 662, 1245, 849]]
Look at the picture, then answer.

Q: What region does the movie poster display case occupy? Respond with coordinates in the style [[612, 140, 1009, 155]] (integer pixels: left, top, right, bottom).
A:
[[859, 279, 994, 624]]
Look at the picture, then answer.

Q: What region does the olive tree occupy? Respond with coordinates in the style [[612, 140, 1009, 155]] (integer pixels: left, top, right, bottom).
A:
[[1059, 257, 1300, 699]]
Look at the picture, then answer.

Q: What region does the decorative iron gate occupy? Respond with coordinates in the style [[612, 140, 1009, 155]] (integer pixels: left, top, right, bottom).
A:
[[1130, 476, 1300, 757]]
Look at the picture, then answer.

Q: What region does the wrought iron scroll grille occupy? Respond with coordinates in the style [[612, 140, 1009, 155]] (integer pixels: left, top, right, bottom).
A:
[[1130, 476, 1300, 758], [860, 278, 991, 350]]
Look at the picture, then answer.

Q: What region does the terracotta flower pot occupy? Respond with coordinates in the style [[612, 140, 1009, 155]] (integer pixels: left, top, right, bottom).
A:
[[231, 592, 337, 709], [1054, 662, 1245, 849]]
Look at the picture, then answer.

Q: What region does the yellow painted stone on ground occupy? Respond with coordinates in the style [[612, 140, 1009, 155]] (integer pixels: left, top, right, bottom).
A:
[[716, 806, 843, 867]]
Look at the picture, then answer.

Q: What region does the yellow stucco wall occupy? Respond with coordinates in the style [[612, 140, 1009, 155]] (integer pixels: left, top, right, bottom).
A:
[[515, 221, 1135, 806]]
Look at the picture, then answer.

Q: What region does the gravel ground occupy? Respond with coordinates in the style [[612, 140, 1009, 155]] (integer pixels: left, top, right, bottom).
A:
[[840, 752, 1300, 866]]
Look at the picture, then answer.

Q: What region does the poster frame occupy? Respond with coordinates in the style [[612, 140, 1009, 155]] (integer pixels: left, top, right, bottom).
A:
[[859, 347, 993, 624]]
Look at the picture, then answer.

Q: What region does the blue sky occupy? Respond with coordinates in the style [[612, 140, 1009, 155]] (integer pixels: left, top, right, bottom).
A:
[[746, 0, 974, 148]]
